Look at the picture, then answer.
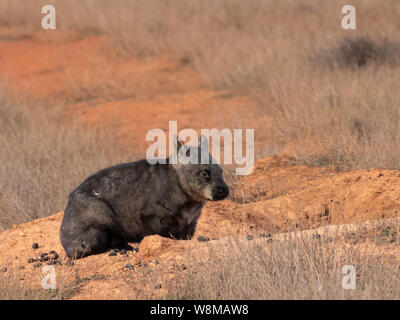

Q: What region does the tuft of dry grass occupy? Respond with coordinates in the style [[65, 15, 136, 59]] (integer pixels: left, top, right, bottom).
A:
[[0, 272, 61, 300], [269, 63, 400, 170], [169, 222, 400, 300], [314, 37, 400, 69]]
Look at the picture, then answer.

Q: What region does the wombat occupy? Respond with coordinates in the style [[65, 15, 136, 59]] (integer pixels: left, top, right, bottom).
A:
[[60, 137, 229, 259]]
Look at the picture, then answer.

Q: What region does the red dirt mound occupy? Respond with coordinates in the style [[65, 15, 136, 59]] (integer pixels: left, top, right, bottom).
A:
[[233, 155, 400, 231]]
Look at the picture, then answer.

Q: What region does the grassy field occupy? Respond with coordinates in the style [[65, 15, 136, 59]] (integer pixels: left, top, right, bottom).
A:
[[174, 226, 400, 300], [2, 0, 400, 169], [118, 220, 400, 300]]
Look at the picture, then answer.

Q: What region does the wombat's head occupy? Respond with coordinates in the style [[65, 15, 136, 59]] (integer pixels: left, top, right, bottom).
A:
[[171, 136, 229, 202]]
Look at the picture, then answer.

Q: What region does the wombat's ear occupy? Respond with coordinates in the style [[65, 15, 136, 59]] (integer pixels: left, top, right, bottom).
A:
[[174, 134, 185, 151]]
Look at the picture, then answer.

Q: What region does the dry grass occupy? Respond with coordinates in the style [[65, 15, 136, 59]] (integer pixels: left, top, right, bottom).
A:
[[113, 220, 400, 300], [1, 0, 400, 169], [0, 84, 137, 231], [0, 272, 61, 300], [168, 223, 400, 300], [313, 36, 400, 69], [271, 63, 400, 170], [62, 62, 136, 104]]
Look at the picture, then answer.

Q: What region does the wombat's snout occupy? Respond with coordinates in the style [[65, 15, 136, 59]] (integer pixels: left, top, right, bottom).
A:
[[212, 184, 229, 201]]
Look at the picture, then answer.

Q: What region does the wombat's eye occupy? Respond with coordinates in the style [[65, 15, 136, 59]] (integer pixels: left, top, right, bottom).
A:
[[199, 170, 210, 178]]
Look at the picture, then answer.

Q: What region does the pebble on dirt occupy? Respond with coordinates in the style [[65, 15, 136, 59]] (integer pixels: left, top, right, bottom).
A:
[[197, 236, 210, 242], [259, 233, 272, 238], [109, 251, 117, 256], [49, 251, 59, 259], [32, 243, 39, 249], [124, 264, 134, 270]]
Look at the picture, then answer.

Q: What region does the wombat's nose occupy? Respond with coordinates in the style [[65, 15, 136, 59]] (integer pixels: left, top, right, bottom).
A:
[[214, 186, 229, 200]]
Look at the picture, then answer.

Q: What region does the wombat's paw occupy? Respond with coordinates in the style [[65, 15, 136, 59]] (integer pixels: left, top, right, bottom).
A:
[[197, 235, 210, 242]]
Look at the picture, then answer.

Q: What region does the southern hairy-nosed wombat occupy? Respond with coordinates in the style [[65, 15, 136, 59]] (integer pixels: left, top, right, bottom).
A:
[[60, 137, 229, 258]]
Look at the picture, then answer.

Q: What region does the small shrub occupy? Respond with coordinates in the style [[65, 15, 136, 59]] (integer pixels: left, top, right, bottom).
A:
[[315, 37, 400, 69]]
